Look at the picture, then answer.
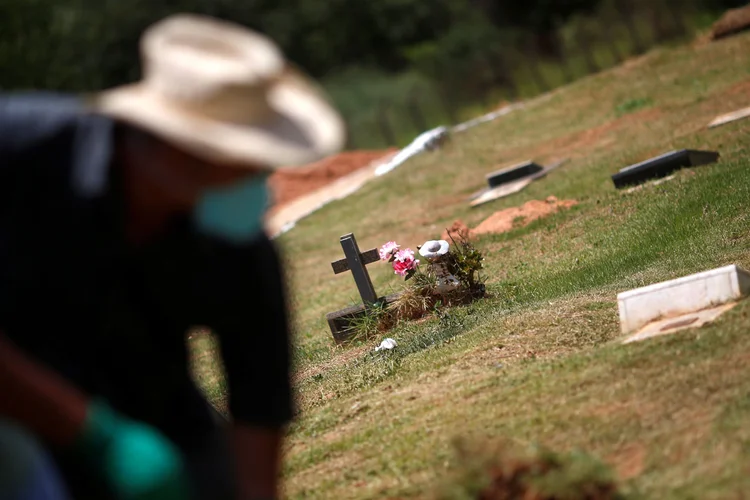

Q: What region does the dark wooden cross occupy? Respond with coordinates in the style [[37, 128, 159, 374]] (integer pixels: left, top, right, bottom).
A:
[[331, 233, 380, 306], [327, 233, 403, 343]]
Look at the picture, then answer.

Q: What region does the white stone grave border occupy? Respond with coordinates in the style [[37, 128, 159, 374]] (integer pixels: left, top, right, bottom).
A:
[[617, 264, 750, 336]]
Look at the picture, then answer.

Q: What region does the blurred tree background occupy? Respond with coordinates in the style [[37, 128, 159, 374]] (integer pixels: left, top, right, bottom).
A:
[[0, 0, 745, 147]]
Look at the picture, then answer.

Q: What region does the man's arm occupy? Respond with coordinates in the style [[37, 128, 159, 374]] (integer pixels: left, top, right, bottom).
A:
[[0, 93, 82, 159], [0, 333, 194, 500], [0, 97, 101, 441], [199, 237, 294, 500], [230, 426, 284, 500], [0, 333, 89, 446]]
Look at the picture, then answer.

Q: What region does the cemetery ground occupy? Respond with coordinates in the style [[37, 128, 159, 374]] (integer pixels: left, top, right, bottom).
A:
[[191, 31, 750, 499]]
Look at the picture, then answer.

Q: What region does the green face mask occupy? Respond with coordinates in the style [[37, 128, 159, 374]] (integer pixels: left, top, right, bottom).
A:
[[193, 175, 270, 244]]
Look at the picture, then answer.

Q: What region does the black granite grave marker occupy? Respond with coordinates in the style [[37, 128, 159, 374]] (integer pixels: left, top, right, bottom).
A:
[[486, 161, 544, 188], [612, 149, 719, 189], [468, 158, 569, 205]]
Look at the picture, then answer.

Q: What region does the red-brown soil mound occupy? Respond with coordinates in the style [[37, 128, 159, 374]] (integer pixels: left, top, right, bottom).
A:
[[269, 150, 396, 209]]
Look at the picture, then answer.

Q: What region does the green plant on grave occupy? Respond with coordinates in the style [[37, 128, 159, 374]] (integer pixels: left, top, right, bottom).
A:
[[346, 301, 391, 342], [347, 276, 434, 342], [444, 232, 486, 295]]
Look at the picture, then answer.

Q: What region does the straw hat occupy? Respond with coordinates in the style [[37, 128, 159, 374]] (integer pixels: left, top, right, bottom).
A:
[[89, 14, 345, 169]]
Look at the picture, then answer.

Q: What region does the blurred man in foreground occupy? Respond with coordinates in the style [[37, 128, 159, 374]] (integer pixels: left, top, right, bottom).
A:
[[0, 14, 344, 500]]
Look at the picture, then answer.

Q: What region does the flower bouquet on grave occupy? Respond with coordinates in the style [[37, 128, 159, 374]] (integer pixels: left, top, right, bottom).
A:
[[351, 238, 487, 336], [378, 237, 486, 294], [380, 236, 486, 300], [377, 240, 432, 323], [378, 241, 420, 281]]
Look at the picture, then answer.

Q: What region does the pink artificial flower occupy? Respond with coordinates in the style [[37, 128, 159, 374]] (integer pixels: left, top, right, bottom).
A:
[[394, 248, 415, 262], [393, 259, 411, 277], [379, 241, 400, 261], [392, 248, 419, 277]]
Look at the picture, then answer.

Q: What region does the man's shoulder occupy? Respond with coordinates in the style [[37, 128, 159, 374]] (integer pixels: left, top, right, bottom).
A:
[[0, 92, 115, 197], [0, 92, 87, 154], [0, 92, 82, 113]]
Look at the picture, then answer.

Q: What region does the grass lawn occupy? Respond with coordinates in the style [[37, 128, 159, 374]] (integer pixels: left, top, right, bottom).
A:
[[191, 31, 750, 499]]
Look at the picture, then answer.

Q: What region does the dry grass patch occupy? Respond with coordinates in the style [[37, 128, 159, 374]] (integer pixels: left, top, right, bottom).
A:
[[188, 31, 750, 500]]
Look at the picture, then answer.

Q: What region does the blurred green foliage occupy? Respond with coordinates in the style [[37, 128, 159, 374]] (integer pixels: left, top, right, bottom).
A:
[[0, 0, 740, 147]]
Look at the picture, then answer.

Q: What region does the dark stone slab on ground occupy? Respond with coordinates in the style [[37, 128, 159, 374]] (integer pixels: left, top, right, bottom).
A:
[[611, 149, 719, 189], [486, 161, 544, 188], [326, 293, 401, 344], [468, 158, 569, 206]]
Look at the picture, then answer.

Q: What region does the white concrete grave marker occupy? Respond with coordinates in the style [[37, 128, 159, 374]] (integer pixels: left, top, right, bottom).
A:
[[708, 106, 750, 129], [618, 265, 750, 343]]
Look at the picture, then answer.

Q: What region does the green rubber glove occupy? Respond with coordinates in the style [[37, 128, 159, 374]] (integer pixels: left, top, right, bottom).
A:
[[72, 400, 192, 500]]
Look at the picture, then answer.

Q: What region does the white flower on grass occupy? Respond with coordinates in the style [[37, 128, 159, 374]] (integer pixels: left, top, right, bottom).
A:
[[375, 338, 398, 351]]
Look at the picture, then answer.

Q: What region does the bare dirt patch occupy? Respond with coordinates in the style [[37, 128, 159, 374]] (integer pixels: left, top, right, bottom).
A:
[[710, 4, 750, 41], [442, 219, 473, 242], [444, 197, 578, 241], [555, 108, 661, 156], [608, 443, 647, 480], [268, 149, 395, 210], [723, 77, 750, 97], [474, 196, 577, 236], [495, 108, 662, 165]]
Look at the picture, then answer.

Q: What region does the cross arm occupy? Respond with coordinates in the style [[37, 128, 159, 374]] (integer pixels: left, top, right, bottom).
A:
[[331, 248, 380, 274]]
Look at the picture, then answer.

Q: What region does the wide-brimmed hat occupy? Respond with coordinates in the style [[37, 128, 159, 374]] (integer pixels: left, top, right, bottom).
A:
[[89, 14, 345, 170]]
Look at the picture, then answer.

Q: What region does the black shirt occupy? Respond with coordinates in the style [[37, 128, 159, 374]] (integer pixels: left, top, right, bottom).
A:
[[0, 93, 293, 440]]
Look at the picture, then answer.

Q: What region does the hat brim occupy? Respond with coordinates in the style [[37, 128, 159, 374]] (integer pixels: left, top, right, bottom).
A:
[[88, 70, 346, 170]]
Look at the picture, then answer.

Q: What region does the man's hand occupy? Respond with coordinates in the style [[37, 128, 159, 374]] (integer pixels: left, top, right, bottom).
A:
[[0, 334, 192, 500], [73, 400, 192, 500], [231, 424, 283, 500]]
